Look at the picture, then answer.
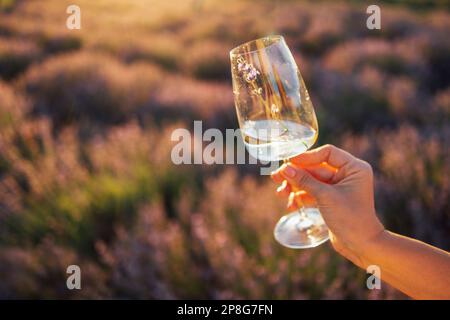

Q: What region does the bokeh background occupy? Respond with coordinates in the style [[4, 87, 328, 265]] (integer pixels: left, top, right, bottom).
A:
[[0, 0, 449, 299]]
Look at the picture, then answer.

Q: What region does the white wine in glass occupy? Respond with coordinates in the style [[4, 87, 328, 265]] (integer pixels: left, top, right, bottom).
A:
[[230, 35, 329, 249]]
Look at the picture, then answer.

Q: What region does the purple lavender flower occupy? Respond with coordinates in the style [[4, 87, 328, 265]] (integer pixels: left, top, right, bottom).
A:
[[243, 63, 253, 73], [237, 58, 259, 83], [245, 68, 259, 82]]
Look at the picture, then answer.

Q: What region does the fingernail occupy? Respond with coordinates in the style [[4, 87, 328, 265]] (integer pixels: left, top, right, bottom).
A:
[[276, 180, 287, 192], [283, 164, 297, 178], [287, 192, 295, 209], [287, 200, 293, 209]]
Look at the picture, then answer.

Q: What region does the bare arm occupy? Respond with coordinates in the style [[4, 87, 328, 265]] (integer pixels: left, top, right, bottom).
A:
[[360, 230, 450, 299], [271, 144, 450, 299]]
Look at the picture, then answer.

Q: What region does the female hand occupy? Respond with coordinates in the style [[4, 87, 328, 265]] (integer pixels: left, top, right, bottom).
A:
[[271, 144, 385, 268]]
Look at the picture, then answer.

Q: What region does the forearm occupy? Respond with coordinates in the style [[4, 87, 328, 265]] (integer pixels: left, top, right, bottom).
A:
[[360, 230, 450, 299]]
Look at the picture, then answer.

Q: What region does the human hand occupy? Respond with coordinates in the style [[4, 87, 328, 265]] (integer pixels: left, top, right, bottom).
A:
[[271, 144, 385, 268]]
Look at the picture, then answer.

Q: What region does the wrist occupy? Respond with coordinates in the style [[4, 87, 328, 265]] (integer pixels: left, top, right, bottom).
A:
[[357, 228, 390, 268]]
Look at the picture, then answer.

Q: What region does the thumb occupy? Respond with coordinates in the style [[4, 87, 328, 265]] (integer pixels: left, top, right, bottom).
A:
[[279, 163, 330, 199]]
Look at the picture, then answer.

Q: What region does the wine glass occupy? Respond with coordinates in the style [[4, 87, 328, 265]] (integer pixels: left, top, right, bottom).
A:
[[230, 35, 329, 249]]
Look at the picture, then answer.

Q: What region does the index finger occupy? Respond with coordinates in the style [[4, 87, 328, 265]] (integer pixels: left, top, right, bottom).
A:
[[290, 144, 354, 169], [271, 162, 337, 184]]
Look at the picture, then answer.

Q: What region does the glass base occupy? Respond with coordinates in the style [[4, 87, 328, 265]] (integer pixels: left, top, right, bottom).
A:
[[274, 207, 329, 249]]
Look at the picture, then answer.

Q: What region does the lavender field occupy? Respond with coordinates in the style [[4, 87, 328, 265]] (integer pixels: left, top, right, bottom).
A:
[[0, 0, 449, 299]]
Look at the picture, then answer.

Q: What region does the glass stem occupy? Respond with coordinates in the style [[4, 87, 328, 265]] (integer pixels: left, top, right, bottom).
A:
[[282, 159, 312, 232], [298, 206, 308, 219], [282, 158, 303, 207]]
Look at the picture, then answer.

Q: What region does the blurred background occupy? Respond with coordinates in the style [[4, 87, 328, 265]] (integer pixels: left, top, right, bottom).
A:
[[0, 0, 449, 299]]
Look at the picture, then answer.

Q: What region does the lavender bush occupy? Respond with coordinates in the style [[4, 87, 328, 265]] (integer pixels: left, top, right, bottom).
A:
[[0, 0, 448, 299]]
